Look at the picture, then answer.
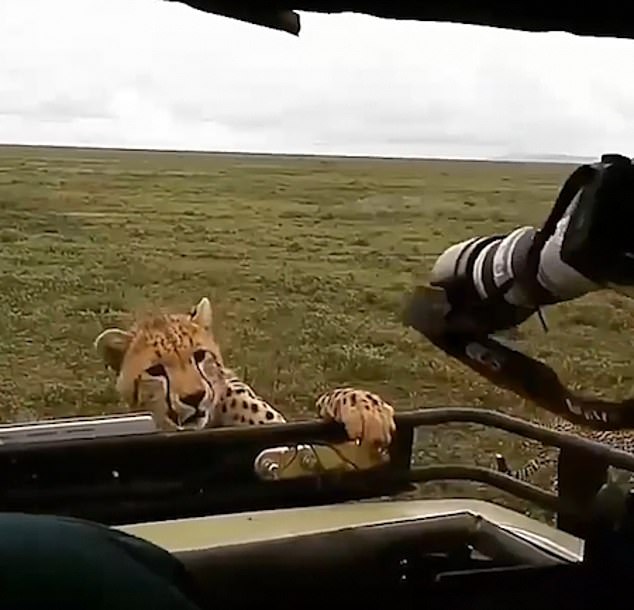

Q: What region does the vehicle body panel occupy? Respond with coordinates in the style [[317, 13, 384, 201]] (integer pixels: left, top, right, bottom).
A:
[[119, 497, 584, 560]]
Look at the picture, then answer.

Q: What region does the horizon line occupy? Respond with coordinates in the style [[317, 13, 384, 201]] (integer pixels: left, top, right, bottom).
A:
[[0, 141, 594, 165]]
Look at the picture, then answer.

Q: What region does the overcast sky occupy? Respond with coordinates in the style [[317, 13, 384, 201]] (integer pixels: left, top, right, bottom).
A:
[[2, 0, 634, 160]]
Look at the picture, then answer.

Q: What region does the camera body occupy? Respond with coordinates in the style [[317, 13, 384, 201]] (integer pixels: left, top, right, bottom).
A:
[[561, 153, 634, 297]]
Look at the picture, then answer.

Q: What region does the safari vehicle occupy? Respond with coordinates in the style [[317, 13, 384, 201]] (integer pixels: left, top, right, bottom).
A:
[[4, 2, 634, 609], [3, 406, 634, 609]]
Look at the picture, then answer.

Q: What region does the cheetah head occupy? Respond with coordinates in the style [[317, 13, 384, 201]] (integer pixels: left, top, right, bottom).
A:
[[94, 297, 228, 431]]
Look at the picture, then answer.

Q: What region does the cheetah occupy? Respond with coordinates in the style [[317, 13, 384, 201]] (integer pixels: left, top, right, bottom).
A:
[[494, 416, 634, 490], [94, 296, 396, 473]]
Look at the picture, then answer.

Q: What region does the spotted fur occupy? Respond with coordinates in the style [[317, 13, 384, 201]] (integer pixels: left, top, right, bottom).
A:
[[95, 297, 396, 454], [495, 416, 634, 489], [212, 372, 286, 427]]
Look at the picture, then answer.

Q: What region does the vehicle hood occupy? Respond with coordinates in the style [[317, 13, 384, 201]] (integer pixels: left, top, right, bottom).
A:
[[119, 497, 584, 561]]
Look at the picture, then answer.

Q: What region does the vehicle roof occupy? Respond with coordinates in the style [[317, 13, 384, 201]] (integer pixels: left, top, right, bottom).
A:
[[171, 1, 634, 39]]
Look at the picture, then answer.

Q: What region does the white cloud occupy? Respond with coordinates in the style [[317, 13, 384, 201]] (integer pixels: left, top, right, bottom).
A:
[[1, 0, 634, 159]]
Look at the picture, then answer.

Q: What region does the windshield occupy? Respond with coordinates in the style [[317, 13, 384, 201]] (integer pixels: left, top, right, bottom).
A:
[[2, 1, 634, 526]]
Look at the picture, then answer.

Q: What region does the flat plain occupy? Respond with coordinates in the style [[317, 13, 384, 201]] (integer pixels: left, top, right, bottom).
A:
[[2, 144, 633, 514]]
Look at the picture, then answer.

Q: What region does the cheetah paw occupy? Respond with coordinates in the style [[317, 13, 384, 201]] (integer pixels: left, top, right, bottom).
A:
[[316, 388, 396, 451]]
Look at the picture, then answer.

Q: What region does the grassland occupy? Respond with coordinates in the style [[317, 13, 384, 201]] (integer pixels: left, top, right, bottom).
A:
[[2, 144, 633, 513]]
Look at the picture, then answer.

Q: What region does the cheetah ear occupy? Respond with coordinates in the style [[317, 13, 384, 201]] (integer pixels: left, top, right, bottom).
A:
[[94, 329, 133, 373], [190, 297, 213, 330]]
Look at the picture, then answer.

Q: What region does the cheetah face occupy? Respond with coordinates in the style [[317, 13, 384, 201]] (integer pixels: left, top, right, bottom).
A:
[[135, 345, 225, 430], [94, 297, 228, 431]]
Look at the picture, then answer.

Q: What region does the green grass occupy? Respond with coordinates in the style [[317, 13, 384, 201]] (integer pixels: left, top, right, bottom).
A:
[[2, 144, 633, 515]]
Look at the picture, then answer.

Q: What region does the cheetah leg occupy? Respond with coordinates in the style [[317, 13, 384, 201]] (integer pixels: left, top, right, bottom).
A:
[[254, 387, 396, 479], [495, 420, 634, 493], [310, 387, 396, 470], [316, 388, 395, 448], [495, 449, 558, 484]]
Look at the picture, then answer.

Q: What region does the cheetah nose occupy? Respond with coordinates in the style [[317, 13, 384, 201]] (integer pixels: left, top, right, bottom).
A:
[[181, 391, 205, 407]]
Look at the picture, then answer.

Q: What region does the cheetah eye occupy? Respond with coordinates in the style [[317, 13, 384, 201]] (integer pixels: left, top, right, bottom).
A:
[[193, 349, 207, 363], [146, 363, 167, 377]]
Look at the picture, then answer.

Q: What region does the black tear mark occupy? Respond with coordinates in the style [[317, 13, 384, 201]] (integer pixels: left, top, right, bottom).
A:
[[165, 375, 176, 422], [195, 359, 217, 399]]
